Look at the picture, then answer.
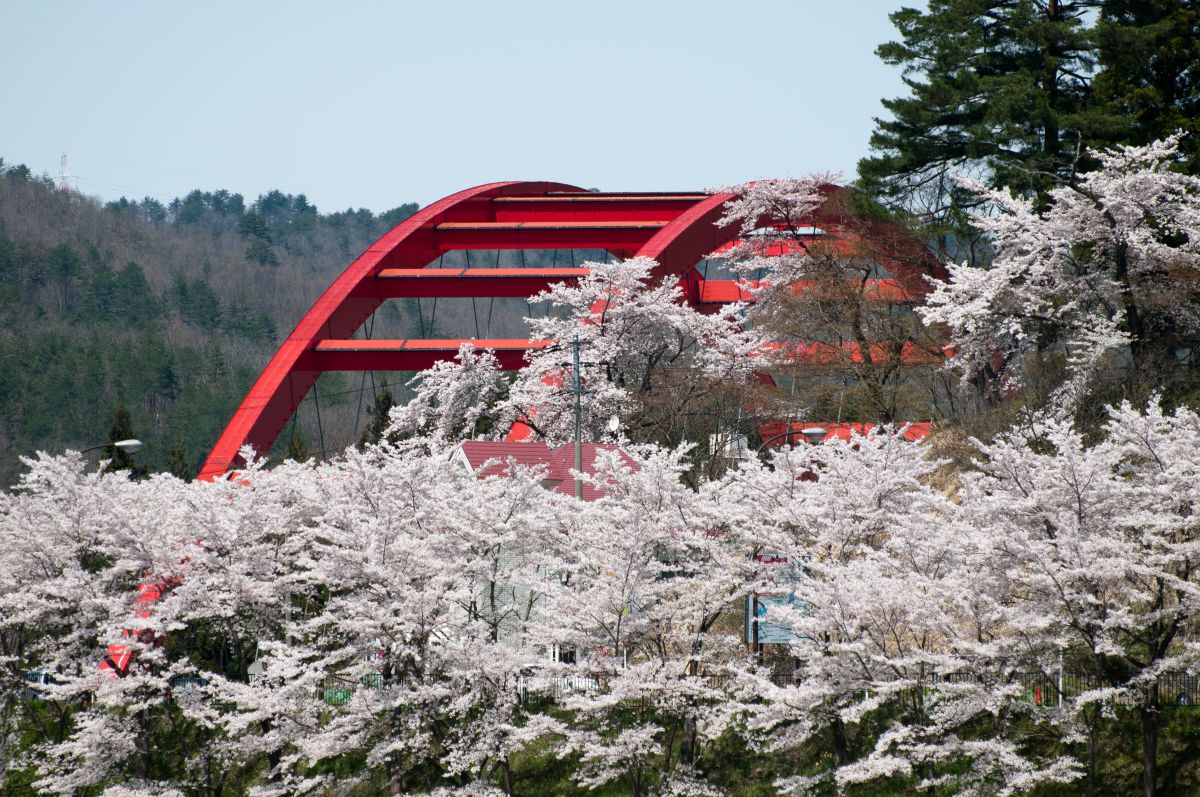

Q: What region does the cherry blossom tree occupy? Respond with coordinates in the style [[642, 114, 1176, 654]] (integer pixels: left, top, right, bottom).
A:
[[958, 400, 1200, 797], [727, 431, 1079, 796], [386, 343, 510, 443], [511, 256, 766, 451], [0, 453, 243, 796], [920, 137, 1200, 410], [189, 439, 564, 795], [716, 176, 951, 425], [524, 444, 756, 797]]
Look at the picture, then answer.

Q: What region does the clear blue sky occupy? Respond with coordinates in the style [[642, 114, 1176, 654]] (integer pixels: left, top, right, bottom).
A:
[[2, 1, 919, 213]]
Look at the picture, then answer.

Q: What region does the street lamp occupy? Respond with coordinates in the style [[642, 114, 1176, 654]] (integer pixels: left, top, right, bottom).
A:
[[81, 439, 143, 455], [756, 426, 827, 452]]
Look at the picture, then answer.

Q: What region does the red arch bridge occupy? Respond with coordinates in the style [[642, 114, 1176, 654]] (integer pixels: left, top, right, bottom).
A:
[[198, 180, 940, 481]]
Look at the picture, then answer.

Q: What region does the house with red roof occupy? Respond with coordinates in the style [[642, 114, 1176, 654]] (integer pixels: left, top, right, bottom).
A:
[[756, 421, 933, 449], [453, 440, 639, 661], [455, 441, 639, 501]]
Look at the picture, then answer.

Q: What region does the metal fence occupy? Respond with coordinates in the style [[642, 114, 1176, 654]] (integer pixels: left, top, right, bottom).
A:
[[316, 669, 1200, 710]]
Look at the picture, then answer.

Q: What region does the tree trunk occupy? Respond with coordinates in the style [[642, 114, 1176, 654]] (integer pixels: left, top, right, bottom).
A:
[[500, 758, 513, 796], [1086, 706, 1098, 797], [1042, 0, 1062, 166], [1112, 239, 1150, 373], [680, 715, 697, 765], [1141, 693, 1159, 797], [626, 768, 643, 797], [831, 714, 850, 767]]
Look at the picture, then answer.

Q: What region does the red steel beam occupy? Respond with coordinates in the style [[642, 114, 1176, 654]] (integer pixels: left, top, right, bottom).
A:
[[543, 191, 706, 197], [370, 268, 589, 298], [433, 221, 666, 252], [766, 341, 946, 366], [492, 195, 704, 223], [696, 278, 915, 304], [313, 338, 945, 372], [371, 270, 910, 305], [313, 338, 549, 371], [757, 420, 933, 446]]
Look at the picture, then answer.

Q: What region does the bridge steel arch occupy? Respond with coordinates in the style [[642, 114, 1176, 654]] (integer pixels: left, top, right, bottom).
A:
[[199, 181, 934, 480]]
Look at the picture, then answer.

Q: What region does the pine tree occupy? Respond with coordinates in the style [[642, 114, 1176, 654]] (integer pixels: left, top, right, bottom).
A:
[[1092, 0, 1200, 172], [283, 428, 312, 462], [244, 238, 280, 268], [167, 437, 193, 481], [357, 381, 396, 448], [47, 243, 83, 313], [858, 0, 1098, 223], [104, 403, 148, 479]]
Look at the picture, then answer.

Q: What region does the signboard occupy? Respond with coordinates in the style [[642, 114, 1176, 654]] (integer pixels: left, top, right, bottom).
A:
[[745, 553, 806, 645]]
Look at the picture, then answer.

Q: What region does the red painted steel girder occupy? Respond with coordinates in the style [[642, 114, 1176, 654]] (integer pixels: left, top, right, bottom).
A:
[[433, 221, 666, 253], [312, 338, 945, 370], [765, 341, 947, 366], [313, 338, 550, 371], [697, 278, 915, 305], [370, 268, 591, 299], [491, 194, 705, 222], [199, 181, 940, 480], [370, 270, 917, 304]]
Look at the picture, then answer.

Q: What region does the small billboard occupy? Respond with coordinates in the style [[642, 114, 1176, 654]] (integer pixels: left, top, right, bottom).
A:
[[745, 553, 806, 645]]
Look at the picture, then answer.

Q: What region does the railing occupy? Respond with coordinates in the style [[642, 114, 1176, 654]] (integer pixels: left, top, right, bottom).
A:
[[318, 671, 385, 706], [313, 669, 1200, 709], [516, 674, 600, 706]]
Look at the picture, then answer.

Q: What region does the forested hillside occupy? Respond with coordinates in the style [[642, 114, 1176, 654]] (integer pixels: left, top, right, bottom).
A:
[[0, 162, 424, 485]]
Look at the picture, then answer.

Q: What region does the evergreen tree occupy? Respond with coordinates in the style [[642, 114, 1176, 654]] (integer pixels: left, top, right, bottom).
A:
[[172, 276, 223, 330], [140, 196, 167, 224], [236, 210, 271, 241], [79, 260, 117, 320], [858, 0, 1099, 227], [283, 427, 312, 462], [167, 436, 193, 481], [46, 243, 83, 313], [1092, 0, 1200, 172], [114, 262, 162, 324], [378, 202, 420, 229], [104, 403, 148, 479], [244, 237, 280, 267], [172, 189, 210, 225], [358, 381, 396, 448]]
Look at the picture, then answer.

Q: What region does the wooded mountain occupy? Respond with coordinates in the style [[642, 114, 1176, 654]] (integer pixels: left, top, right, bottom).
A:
[[0, 163, 426, 486]]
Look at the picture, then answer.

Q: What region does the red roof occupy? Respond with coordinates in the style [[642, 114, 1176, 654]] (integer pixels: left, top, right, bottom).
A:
[[756, 421, 932, 447], [458, 441, 639, 501], [698, 278, 914, 305]]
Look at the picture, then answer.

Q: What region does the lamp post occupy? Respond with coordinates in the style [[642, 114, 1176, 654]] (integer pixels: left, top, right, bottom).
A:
[[756, 426, 827, 452], [81, 439, 143, 455]]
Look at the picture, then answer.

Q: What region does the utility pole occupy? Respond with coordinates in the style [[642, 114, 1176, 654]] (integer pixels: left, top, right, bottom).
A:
[[573, 335, 583, 500], [560, 335, 609, 500]]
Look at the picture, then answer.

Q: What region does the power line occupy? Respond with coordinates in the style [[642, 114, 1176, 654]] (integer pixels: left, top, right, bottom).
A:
[[71, 175, 176, 200], [150, 377, 409, 427]]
